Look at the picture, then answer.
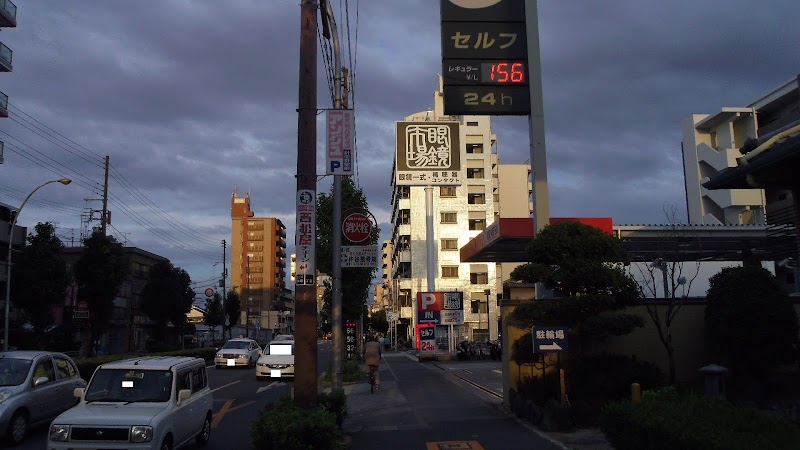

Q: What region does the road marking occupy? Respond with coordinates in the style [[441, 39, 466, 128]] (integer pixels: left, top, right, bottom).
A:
[[211, 380, 240, 393], [257, 381, 285, 394], [211, 399, 256, 428], [426, 441, 484, 450]]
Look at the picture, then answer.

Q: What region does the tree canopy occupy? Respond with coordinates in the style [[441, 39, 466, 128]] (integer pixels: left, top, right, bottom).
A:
[[705, 265, 799, 373], [141, 260, 194, 340], [508, 221, 640, 350], [11, 222, 69, 341], [74, 231, 127, 347]]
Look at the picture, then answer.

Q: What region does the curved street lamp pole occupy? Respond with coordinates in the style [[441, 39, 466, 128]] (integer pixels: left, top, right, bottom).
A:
[[4, 178, 72, 351]]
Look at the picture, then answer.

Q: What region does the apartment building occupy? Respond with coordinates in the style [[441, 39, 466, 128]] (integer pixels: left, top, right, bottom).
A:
[[387, 79, 531, 347], [230, 191, 291, 339], [0, 0, 16, 126], [682, 76, 800, 226]]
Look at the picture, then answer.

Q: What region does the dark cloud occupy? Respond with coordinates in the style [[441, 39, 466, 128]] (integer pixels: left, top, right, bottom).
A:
[[1, 0, 797, 284]]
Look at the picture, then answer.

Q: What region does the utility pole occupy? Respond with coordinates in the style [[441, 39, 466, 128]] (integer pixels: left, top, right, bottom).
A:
[[320, 0, 345, 392], [101, 156, 109, 236], [222, 239, 227, 338], [294, 0, 319, 408]]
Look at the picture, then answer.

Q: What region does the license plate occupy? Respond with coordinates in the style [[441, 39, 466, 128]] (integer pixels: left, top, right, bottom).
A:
[[270, 369, 281, 377], [227, 359, 236, 366]]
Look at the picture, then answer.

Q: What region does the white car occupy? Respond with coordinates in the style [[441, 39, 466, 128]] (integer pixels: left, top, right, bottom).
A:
[[48, 356, 213, 450], [256, 340, 295, 379], [213, 338, 262, 368]]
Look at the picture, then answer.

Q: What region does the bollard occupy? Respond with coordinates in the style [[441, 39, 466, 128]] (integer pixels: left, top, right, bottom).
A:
[[631, 383, 641, 404]]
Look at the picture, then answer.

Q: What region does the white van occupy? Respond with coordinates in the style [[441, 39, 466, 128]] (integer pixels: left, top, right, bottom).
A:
[[48, 356, 213, 450]]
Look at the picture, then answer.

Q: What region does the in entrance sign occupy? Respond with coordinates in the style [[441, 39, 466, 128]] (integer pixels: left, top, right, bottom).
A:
[[440, 0, 531, 116]]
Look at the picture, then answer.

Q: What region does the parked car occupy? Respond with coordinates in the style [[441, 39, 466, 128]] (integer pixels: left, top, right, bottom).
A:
[[48, 356, 212, 450], [256, 340, 295, 379], [0, 350, 86, 445], [214, 338, 262, 368], [272, 334, 294, 341]]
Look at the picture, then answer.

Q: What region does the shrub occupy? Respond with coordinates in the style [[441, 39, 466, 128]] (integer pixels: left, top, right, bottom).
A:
[[318, 389, 348, 428], [74, 347, 218, 381], [600, 391, 800, 450], [323, 360, 362, 384], [250, 397, 342, 450], [568, 353, 663, 402]]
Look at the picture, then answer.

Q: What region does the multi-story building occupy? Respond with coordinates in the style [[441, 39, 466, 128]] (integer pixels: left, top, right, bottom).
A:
[[0, 0, 15, 125], [682, 76, 799, 226], [230, 191, 291, 339], [388, 79, 531, 347]]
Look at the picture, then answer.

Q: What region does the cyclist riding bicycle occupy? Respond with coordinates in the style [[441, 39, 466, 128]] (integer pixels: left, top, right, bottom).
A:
[[363, 335, 383, 390]]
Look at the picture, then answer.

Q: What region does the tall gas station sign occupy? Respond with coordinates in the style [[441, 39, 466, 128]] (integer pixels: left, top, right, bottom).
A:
[[441, 0, 530, 115]]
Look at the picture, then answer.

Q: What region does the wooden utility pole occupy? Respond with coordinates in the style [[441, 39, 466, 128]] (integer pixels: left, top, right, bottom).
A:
[[294, 0, 319, 408], [101, 155, 109, 236]]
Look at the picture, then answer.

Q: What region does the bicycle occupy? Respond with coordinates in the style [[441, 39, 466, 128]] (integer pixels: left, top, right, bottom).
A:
[[367, 364, 378, 394]]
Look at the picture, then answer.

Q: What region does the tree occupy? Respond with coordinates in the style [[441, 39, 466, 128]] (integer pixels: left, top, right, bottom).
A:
[[204, 293, 225, 342], [508, 221, 641, 353], [628, 204, 702, 384], [141, 260, 194, 345], [74, 231, 127, 353], [705, 265, 799, 374], [10, 222, 69, 346], [224, 289, 241, 340], [317, 177, 379, 324], [368, 309, 389, 335]]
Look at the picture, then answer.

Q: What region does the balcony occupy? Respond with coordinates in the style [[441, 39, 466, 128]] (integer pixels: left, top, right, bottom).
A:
[[276, 239, 286, 248], [0, 141, 4, 164], [276, 229, 286, 238], [0, 1, 16, 28], [275, 260, 286, 268], [275, 249, 286, 259], [0, 91, 7, 118], [0, 42, 11, 72]]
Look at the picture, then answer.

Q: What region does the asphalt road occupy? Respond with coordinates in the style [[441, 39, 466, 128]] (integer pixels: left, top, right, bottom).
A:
[[10, 340, 333, 450]]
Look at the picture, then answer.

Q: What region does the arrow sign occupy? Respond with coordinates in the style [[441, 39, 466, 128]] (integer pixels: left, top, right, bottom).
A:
[[532, 326, 569, 353], [538, 342, 562, 351]]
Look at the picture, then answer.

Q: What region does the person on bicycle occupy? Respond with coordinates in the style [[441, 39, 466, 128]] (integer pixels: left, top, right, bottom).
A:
[[364, 335, 383, 390]]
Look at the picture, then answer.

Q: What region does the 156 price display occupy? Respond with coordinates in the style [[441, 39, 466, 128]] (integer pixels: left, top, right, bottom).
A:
[[443, 60, 528, 86]]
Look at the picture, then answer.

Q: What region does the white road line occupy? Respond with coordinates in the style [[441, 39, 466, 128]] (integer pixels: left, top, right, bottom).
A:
[[211, 380, 240, 393]]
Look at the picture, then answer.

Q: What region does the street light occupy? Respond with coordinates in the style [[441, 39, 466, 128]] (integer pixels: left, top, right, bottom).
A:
[[4, 178, 72, 351]]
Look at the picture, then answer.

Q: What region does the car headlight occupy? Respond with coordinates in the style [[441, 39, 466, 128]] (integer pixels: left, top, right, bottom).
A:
[[239, 354, 249, 359], [49, 424, 70, 442], [216, 353, 222, 358], [0, 390, 11, 404], [131, 425, 153, 443]]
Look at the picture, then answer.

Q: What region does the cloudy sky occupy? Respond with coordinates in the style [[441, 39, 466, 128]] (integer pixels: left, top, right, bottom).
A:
[[1, 0, 797, 295]]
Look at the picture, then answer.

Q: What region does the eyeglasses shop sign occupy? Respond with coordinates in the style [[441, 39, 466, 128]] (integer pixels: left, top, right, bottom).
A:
[[340, 245, 379, 268], [395, 122, 462, 186]]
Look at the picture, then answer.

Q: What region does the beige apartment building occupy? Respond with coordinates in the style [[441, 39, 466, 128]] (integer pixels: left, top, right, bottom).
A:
[[386, 78, 532, 347], [230, 192, 291, 339]]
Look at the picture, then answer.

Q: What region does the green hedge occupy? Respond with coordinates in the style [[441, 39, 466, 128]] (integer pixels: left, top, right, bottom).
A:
[[74, 347, 218, 380], [250, 396, 343, 450], [600, 387, 800, 450]]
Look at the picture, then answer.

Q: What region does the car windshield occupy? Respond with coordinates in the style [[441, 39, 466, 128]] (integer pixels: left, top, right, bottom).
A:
[[85, 369, 173, 403], [0, 358, 32, 386], [222, 341, 250, 350]]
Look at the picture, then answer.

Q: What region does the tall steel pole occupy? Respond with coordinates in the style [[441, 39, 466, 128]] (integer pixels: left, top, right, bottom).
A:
[[4, 178, 72, 351], [101, 156, 109, 236], [294, 0, 319, 408]]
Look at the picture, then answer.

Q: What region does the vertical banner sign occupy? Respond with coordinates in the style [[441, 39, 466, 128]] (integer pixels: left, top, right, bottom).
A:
[[345, 321, 357, 360], [395, 122, 462, 186], [440, 0, 531, 115], [295, 190, 316, 285], [326, 110, 354, 175]]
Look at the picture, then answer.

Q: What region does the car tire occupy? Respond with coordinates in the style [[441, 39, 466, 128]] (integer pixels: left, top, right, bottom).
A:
[[6, 411, 27, 446], [196, 413, 211, 447], [160, 436, 173, 450]]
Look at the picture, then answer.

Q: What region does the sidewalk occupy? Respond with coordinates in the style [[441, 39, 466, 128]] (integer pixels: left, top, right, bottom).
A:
[[339, 351, 613, 450]]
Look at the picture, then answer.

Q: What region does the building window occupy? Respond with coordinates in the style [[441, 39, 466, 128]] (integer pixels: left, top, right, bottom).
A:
[[468, 193, 485, 204], [397, 235, 411, 251], [398, 186, 410, 199], [398, 209, 410, 225], [466, 168, 484, 179], [442, 266, 459, 278], [397, 262, 411, 279], [469, 218, 485, 230], [470, 266, 488, 284], [440, 212, 457, 224], [466, 143, 483, 153], [467, 121, 479, 127], [441, 238, 458, 251], [440, 186, 457, 197], [398, 289, 412, 307]]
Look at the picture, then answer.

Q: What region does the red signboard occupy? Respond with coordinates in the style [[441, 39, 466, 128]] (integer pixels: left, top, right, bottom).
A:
[[342, 212, 372, 243]]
